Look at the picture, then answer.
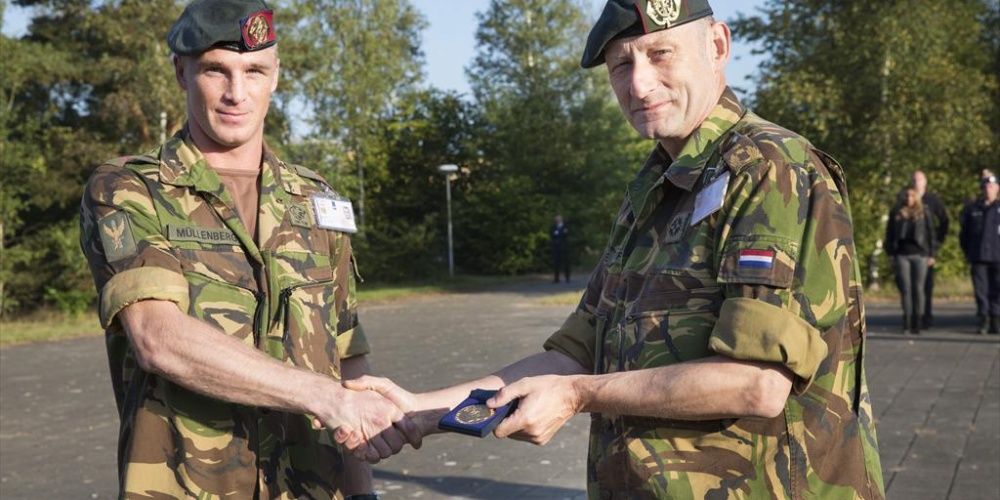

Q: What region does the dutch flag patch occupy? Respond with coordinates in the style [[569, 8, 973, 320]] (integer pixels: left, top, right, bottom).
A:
[[738, 249, 775, 269]]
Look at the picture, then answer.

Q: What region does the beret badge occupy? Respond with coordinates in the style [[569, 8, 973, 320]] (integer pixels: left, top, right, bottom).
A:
[[241, 10, 275, 51], [643, 0, 681, 27]]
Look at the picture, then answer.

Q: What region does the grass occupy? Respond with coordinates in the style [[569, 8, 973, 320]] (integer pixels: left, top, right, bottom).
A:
[[0, 274, 547, 348], [0, 311, 103, 347]]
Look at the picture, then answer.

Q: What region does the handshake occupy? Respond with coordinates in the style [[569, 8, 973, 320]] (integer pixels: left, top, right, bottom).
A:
[[315, 353, 588, 464]]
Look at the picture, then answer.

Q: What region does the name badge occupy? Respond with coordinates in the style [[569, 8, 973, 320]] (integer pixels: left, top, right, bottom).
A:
[[311, 194, 358, 233], [692, 171, 730, 226]]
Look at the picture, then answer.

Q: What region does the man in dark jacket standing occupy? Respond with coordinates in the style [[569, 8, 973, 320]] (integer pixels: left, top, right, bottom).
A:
[[960, 174, 1000, 334], [551, 215, 571, 283], [912, 170, 949, 327]]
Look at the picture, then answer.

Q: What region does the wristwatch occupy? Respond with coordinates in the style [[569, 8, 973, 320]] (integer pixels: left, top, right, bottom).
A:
[[344, 494, 380, 500]]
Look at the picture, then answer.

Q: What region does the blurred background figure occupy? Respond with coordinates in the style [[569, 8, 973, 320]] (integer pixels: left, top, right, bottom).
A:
[[550, 215, 570, 283], [959, 174, 1000, 334], [885, 185, 937, 334], [910, 170, 948, 327]]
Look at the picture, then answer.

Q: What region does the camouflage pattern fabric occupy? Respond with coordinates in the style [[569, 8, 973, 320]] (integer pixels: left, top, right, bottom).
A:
[[544, 88, 885, 499], [80, 127, 366, 499]]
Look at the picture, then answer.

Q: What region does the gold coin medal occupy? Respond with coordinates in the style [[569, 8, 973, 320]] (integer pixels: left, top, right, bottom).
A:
[[453, 404, 496, 425]]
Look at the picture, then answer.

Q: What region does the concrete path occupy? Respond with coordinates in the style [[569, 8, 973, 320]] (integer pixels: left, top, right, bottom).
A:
[[1, 282, 997, 499]]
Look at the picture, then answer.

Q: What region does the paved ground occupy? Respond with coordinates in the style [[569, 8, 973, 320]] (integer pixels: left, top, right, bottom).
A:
[[1, 281, 997, 499]]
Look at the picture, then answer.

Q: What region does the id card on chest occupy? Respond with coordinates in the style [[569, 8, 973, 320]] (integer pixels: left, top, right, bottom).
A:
[[311, 193, 358, 233]]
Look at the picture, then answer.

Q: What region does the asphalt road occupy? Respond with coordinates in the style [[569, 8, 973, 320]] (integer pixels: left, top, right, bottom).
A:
[[1, 281, 997, 499]]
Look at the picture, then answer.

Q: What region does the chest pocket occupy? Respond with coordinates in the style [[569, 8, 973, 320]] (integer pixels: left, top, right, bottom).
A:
[[620, 280, 723, 371], [165, 224, 258, 342], [266, 244, 340, 377]]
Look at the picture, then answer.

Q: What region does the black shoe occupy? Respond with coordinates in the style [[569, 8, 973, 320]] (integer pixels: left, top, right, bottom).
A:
[[990, 315, 1000, 334], [922, 315, 934, 328], [977, 316, 989, 335]]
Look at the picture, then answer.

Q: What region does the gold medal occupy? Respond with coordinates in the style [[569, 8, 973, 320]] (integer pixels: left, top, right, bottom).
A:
[[454, 404, 496, 425]]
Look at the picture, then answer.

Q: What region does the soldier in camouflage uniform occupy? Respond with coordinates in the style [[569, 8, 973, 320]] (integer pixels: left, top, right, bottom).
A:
[[79, 1, 417, 498], [351, 0, 884, 498]]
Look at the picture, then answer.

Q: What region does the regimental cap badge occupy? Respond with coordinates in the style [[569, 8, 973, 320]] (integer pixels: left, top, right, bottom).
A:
[[241, 10, 275, 51], [643, 0, 682, 27]]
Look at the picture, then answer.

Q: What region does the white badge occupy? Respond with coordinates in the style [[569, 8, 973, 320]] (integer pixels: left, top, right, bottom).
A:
[[691, 171, 730, 226], [311, 194, 358, 233]]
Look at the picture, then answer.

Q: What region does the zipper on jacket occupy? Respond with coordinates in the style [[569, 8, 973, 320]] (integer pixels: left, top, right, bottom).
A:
[[252, 291, 266, 348], [278, 279, 334, 341]]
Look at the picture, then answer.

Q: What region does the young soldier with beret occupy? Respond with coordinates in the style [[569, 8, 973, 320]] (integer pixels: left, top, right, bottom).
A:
[[79, 1, 416, 498], [353, 1, 885, 498]]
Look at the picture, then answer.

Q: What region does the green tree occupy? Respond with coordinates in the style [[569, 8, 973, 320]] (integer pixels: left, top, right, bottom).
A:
[[275, 0, 426, 229], [2, 0, 185, 315], [731, 0, 998, 284], [464, 0, 643, 275], [354, 89, 483, 280]]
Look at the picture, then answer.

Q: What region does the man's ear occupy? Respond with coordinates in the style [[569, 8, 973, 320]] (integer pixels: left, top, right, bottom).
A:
[[173, 55, 189, 90], [710, 21, 732, 69]]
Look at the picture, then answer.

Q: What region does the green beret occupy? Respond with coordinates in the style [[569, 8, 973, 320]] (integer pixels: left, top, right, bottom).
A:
[[581, 0, 713, 68], [168, 0, 277, 56]]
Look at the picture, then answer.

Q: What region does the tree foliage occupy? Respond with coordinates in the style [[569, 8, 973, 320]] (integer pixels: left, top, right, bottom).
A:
[[2, 0, 186, 314], [461, 0, 643, 275], [731, 0, 998, 283], [275, 0, 426, 227]]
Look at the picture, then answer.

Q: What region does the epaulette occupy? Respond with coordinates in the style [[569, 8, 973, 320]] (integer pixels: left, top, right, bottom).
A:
[[719, 132, 765, 175], [291, 164, 333, 189], [104, 153, 160, 176]]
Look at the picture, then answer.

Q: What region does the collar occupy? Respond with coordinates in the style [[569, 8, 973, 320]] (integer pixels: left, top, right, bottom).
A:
[[157, 126, 284, 193], [662, 86, 746, 192]]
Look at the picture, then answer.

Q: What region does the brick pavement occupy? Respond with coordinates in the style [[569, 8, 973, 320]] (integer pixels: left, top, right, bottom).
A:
[[1, 282, 997, 499]]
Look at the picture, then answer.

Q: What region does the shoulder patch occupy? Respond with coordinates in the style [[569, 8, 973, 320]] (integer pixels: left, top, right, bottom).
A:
[[98, 211, 138, 263]]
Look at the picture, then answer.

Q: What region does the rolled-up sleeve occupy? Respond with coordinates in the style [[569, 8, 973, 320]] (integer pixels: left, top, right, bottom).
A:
[[710, 149, 852, 393], [81, 164, 187, 331]]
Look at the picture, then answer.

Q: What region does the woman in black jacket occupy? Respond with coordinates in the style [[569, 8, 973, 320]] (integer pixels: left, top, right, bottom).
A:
[[885, 186, 937, 334]]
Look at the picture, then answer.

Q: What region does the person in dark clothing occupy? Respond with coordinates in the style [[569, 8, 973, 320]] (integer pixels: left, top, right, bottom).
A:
[[959, 174, 1000, 334], [551, 215, 570, 283], [885, 186, 937, 334], [911, 170, 949, 327]]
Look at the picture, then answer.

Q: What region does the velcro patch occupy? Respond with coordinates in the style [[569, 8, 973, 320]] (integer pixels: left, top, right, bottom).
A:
[[738, 249, 774, 269], [98, 211, 138, 263], [167, 225, 240, 245], [287, 202, 313, 229], [718, 240, 796, 288]]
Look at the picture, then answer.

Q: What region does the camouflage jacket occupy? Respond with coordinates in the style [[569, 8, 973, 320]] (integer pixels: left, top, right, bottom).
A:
[[544, 88, 885, 499], [80, 128, 367, 499]]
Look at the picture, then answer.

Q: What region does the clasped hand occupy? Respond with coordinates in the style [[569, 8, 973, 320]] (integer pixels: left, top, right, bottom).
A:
[[311, 382, 423, 464], [337, 373, 583, 462]]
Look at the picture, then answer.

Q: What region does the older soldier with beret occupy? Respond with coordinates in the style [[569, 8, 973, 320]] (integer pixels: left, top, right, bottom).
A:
[[353, 1, 885, 498], [79, 0, 418, 498]]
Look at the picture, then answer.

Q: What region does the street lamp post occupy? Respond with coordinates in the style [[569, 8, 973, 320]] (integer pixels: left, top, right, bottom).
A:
[[437, 164, 459, 277]]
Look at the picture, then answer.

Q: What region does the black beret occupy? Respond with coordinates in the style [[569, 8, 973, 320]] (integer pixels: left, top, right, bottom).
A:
[[168, 0, 277, 56], [982, 175, 998, 186], [582, 0, 714, 69]]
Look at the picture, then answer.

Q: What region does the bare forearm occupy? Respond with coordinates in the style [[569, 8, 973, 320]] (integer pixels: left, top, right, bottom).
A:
[[120, 300, 333, 415], [576, 356, 793, 420], [418, 351, 588, 412]]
